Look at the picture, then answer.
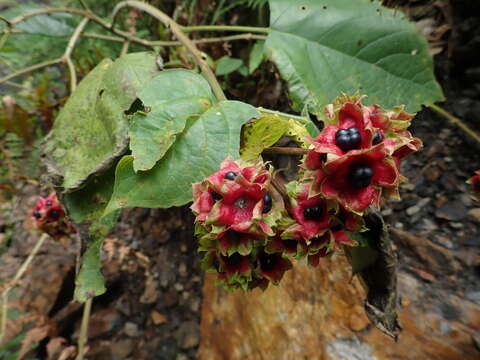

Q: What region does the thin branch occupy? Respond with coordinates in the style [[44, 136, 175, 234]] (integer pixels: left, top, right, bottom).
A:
[[0, 16, 12, 27], [63, 17, 89, 92], [182, 25, 270, 34], [8, 7, 155, 49], [0, 58, 62, 84], [262, 147, 308, 156], [111, 1, 226, 101], [0, 234, 48, 344], [429, 104, 480, 144], [83, 32, 266, 46], [75, 298, 93, 360]]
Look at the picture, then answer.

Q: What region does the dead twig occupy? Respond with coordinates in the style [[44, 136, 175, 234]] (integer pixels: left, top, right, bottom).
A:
[[0, 233, 49, 344]]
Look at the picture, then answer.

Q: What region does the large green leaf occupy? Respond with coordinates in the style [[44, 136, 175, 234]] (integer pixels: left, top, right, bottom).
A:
[[62, 167, 120, 302], [105, 101, 260, 212], [74, 237, 106, 302], [266, 0, 444, 113], [43, 52, 161, 191], [129, 69, 215, 172]]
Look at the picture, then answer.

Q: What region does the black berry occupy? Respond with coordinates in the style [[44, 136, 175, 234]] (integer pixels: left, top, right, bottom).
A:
[[348, 166, 373, 188], [303, 205, 323, 220], [211, 191, 222, 202], [49, 209, 61, 220], [262, 193, 272, 213], [259, 253, 277, 272], [372, 131, 383, 145], [335, 127, 361, 152], [224, 171, 237, 180], [33, 210, 42, 219], [224, 253, 244, 267], [331, 224, 343, 232]]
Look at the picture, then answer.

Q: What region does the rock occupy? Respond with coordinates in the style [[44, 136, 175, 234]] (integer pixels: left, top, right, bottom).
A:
[[151, 311, 168, 325], [199, 255, 480, 360], [124, 322, 139, 337], [406, 198, 431, 216], [420, 218, 438, 231], [435, 200, 467, 221], [179, 263, 188, 277], [112, 339, 134, 359], [88, 309, 121, 338], [176, 321, 200, 349], [326, 337, 378, 360], [433, 236, 455, 249], [467, 208, 480, 222]]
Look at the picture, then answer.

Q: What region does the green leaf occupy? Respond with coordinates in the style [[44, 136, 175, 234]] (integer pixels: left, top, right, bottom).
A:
[[249, 40, 265, 74], [240, 115, 289, 161], [43, 52, 161, 191], [74, 237, 106, 302], [128, 69, 215, 172], [266, 0, 444, 113], [1, 3, 74, 36], [215, 56, 243, 76], [105, 101, 260, 212], [62, 167, 119, 302]]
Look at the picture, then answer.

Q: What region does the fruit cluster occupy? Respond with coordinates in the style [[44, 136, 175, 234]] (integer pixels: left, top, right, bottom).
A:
[[468, 170, 480, 199], [191, 95, 421, 291], [31, 192, 76, 239]]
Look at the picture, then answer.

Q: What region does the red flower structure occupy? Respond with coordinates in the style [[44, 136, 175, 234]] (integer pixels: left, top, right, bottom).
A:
[[191, 158, 282, 236], [31, 192, 75, 239], [312, 145, 399, 213], [305, 95, 421, 173], [192, 158, 289, 290], [282, 183, 331, 241], [468, 170, 480, 199]]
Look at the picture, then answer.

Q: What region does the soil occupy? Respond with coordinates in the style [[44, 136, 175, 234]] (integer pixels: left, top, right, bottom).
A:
[[1, 1, 479, 359]]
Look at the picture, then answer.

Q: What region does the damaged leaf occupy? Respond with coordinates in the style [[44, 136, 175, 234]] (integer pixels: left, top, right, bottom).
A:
[[43, 52, 161, 191], [345, 210, 401, 339]]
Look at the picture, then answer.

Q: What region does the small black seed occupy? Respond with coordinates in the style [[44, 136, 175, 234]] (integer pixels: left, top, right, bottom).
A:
[[224, 171, 237, 180], [211, 191, 222, 201], [225, 253, 244, 267], [303, 205, 323, 220], [331, 224, 343, 232], [335, 135, 351, 151], [49, 209, 61, 220], [372, 131, 384, 145], [46, 201, 52, 207], [262, 193, 272, 213], [260, 253, 277, 271], [33, 210, 42, 219], [335, 129, 349, 139], [349, 166, 373, 188], [335, 127, 362, 151], [283, 240, 298, 251]]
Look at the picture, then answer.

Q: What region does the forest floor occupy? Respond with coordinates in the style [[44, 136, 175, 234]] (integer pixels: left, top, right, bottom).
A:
[[0, 1, 479, 359]]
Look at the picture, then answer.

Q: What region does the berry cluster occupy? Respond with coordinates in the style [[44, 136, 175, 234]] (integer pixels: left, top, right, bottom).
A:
[[305, 94, 421, 213], [192, 95, 421, 291], [192, 158, 291, 290], [469, 170, 480, 199], [31, 192, 76, 239]]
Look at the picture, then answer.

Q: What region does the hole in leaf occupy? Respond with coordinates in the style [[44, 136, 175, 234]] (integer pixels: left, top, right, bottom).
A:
[[300, 5, 307, 10], [124, 98, 146, 115]]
